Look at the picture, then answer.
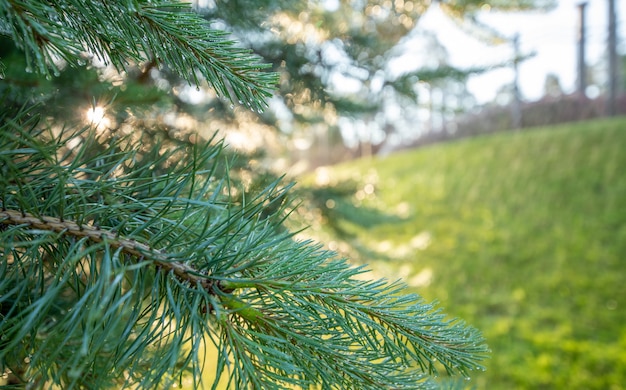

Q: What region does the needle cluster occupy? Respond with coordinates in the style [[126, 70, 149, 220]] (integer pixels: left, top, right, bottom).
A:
[[0, 109, 488, 389], [0, 0, 276, 111], [0, 1, 488, 388]]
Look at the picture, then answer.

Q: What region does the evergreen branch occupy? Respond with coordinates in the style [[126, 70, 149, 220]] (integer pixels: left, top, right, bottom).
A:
[[135, 2, 277, 110], [0, 209, 213, 292], [0, 108, 489, 389], [212, 249, 489, 389], [0, 116, 258, 388], [0, 0, 277, 110], [0, 113, 488, 388]]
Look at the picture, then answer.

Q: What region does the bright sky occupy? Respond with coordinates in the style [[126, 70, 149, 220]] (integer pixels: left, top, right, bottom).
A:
[[410, 0, 625, 104]]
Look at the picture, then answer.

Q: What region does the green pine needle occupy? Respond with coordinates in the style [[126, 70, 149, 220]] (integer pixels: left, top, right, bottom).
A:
[[0, 108, 488, 389], [0, 0, 277, 111]]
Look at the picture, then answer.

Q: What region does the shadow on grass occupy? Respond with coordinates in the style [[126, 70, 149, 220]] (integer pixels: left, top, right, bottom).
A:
[[300, 180, 406, 261]]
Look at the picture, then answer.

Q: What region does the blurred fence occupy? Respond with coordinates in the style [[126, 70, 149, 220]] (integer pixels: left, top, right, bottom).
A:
[[402, 93, 626, 150]]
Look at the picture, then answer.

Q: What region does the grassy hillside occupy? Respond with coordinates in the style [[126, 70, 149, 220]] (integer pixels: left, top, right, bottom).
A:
[[296, 117, 626, 389]]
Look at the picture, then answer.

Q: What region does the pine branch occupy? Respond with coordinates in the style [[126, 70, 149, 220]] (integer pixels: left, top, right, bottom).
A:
[[0, 113, 283, 388], [211, 250, 488, 389], [0, 108, 488, 389], [0, 0, 277, 111], [0, 209, 213, 292]]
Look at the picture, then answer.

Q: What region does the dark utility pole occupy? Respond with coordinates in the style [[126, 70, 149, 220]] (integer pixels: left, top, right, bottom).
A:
[[577, 2, 587, 96], [607, 0, 618, 116]]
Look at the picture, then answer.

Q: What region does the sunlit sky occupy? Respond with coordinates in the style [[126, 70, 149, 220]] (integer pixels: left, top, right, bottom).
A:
[[410, 0, 625, 104]]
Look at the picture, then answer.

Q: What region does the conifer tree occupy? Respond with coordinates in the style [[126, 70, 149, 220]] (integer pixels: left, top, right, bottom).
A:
[[0, 1, 488, 388]]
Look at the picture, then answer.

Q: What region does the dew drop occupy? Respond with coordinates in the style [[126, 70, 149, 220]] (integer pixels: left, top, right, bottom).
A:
[[196, 86, 200, 92]]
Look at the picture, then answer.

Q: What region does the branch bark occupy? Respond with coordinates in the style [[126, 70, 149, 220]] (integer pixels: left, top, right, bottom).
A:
[[0, 208, 214, 291]]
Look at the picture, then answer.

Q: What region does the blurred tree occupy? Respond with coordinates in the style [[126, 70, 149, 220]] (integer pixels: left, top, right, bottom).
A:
[[191, 0, 555, 165], [0, 1, 491, 389], [543, 73, 564, 98]]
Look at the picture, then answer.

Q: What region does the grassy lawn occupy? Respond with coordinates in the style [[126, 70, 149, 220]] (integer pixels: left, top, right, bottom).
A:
[[295, 117, 626, 389]]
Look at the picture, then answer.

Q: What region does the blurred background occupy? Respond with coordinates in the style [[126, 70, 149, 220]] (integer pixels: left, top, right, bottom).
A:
[[2, 0, 625, 388], [182, 0, 626, 172]]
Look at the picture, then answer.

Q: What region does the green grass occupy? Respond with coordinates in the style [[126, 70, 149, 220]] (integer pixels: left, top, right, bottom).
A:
[[297, 117, 626, 389]]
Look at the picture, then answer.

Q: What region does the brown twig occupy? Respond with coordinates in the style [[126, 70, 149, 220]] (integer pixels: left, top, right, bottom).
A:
[[0, 209, 213, 291]]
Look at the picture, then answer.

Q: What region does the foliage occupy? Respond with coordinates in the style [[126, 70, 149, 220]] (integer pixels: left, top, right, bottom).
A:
[[0, 0, 488, 388], [0, 0, 275, 111], [184, 0, 557, 164], [298, 118, 626, 389]]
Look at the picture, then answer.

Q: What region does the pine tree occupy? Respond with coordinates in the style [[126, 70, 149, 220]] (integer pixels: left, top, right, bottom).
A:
[[0, 1, 488, 388]]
